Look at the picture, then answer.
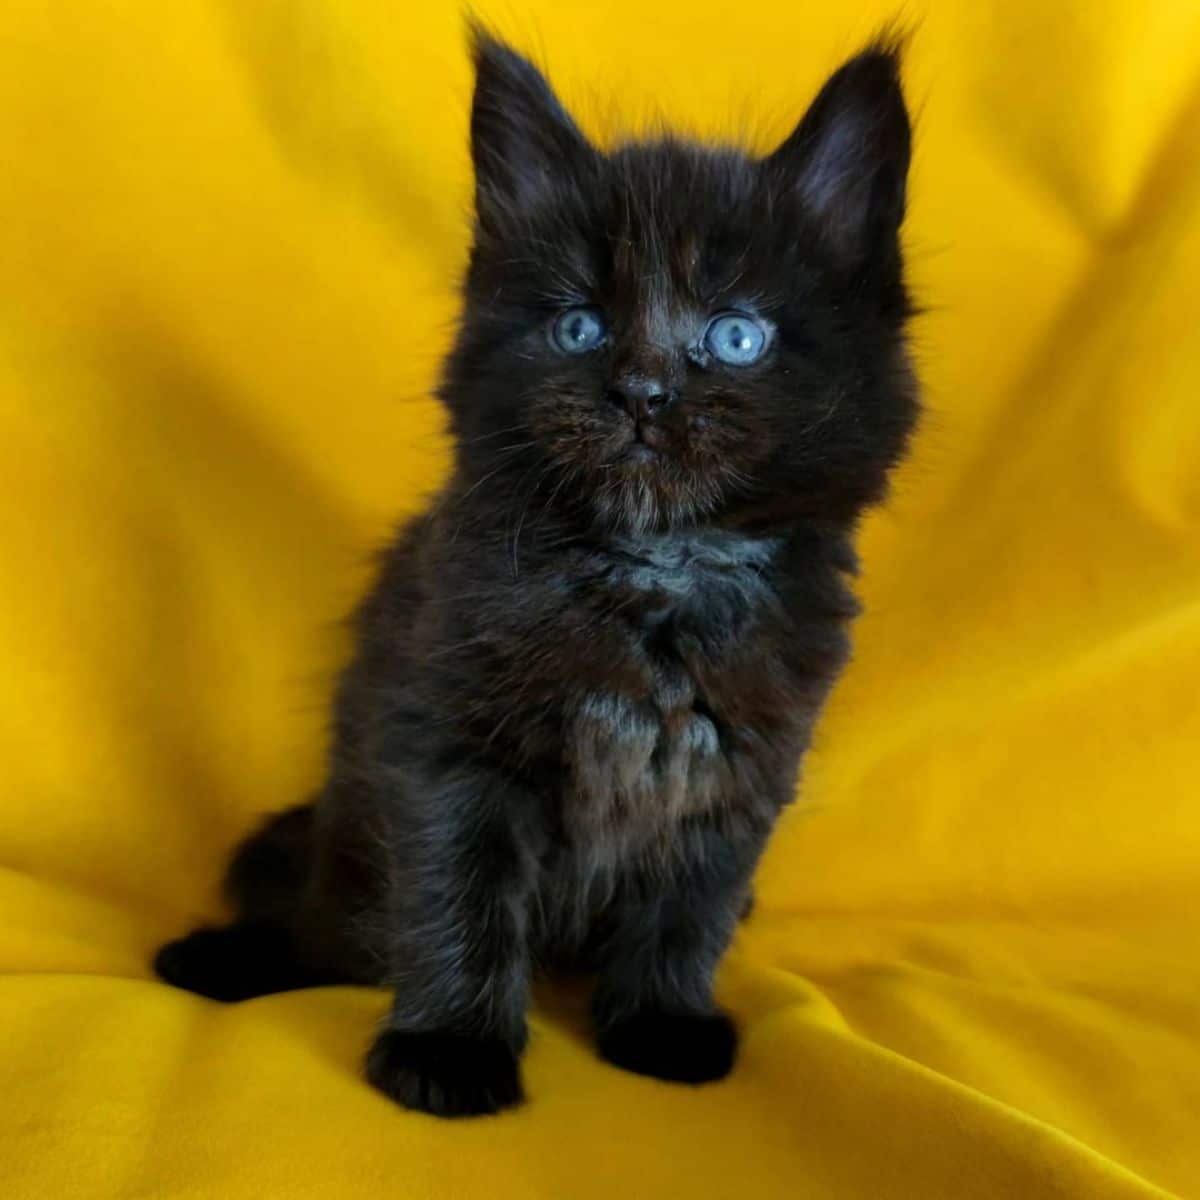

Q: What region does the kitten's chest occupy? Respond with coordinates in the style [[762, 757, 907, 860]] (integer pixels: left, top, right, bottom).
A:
[[563, 531, 782, 837]]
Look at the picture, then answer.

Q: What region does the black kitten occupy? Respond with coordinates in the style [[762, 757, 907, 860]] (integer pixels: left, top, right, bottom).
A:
[[155, 31, 918, 1117]]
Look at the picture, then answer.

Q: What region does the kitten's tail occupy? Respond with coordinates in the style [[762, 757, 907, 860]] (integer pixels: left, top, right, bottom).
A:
[[154, 805, 340, 1001]]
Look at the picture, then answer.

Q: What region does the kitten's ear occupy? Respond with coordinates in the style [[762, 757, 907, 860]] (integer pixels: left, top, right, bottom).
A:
[[469, 29, 596, 232], [767, 44, 911, 273]]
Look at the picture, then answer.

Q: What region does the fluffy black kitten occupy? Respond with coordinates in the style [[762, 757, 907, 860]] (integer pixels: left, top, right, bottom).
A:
[[155, 31, 918, 1117]]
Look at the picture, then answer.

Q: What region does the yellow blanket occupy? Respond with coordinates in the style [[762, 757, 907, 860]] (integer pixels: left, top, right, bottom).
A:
[[2, 1, 1197, 1195]]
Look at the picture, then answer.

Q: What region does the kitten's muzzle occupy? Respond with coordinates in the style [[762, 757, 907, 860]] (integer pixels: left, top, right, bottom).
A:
[[607, 377, 676, 424]]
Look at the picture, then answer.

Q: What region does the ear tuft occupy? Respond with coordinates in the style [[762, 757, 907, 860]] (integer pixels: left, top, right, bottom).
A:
[[468, 26, 595, 232], [767, 39, 912, 273]]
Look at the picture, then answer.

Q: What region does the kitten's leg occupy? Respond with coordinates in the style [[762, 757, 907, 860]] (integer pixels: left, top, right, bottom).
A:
[[364, 756, 540, 1118], [154, 804, 350, 1001], [593, 819, 763, 1085]]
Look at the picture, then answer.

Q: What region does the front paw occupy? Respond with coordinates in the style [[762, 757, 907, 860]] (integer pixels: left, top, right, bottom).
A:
[[365, 1030, 524, 1117], [597, 1008, 737, 1084]]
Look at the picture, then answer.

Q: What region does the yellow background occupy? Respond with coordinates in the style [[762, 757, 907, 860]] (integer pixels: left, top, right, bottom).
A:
[[2, 1, 1198, 1196]]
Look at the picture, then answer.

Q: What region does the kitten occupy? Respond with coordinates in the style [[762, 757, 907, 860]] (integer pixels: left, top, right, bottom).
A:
[[155, 30, 918, 1117]]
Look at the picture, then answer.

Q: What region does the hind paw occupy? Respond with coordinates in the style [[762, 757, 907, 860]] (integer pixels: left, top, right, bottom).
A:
[[154, 928, 257, 1002], [154, 923, 321, 1002]]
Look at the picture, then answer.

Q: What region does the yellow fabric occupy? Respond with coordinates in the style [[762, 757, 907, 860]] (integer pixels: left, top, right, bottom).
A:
[[1, 0, 1198, 1195]]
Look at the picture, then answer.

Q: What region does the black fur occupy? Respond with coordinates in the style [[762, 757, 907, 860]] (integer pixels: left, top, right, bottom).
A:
[[366, 1031, 524, 1117], [597, 1010, 738, 1084], [155, 30, 919, 1117]]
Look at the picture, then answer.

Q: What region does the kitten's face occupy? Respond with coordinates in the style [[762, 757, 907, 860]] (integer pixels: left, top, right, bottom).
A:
[[444, 36, 917, 534]]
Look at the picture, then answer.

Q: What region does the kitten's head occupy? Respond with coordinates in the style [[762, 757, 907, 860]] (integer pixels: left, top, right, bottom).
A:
[[442, 31, 918, 535]]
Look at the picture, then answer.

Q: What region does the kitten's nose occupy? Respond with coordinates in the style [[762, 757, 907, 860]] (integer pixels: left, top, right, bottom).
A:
[[608, 376, 674, 423]]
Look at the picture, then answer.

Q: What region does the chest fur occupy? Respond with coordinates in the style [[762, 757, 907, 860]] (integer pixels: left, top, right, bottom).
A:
[[564, 532, 781, 840]]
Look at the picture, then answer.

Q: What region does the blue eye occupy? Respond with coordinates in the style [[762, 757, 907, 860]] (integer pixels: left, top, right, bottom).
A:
[[551, 307, 607, 355], [703, 312, 767, 365]]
